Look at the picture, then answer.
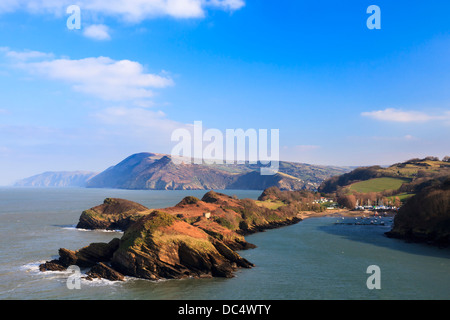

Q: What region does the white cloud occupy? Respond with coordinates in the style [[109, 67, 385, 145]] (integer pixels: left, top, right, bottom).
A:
[[95, 106, 180, 130], [1, 47, 54, 61], [0, 0, 20, 13], [0, 0, 245, 21], [361, 108, 450, 123], [83, 24, 111, 41], [206, 0, 245, 11], [3, 48, 174, 101]]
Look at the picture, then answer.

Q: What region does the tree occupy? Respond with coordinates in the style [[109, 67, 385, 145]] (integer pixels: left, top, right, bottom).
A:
[[393, 197, 401, 208], [442, 156, 450, 162], [337, 194, 357, 209], [367, 192, 377, 205]]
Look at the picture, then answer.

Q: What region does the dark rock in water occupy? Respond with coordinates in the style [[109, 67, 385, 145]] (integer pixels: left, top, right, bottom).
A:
[[211, 239, 254, 269], [75, 238, 120, 267], [85, 262, 124, 282], [39, 260, 67, 272], [42, 238, 121, 270], [58, 248, 78, 267]]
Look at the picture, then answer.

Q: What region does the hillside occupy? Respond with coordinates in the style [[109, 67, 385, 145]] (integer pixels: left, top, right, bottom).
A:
[[349, 177, 411, 193], [319, 157, 450, 196], [386, 178, 450, 246], [86, 152, 350, 191], [14, 171, 98, 187]]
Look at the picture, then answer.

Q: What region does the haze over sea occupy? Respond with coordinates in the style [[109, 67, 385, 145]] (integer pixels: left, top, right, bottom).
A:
[[0, 187, 449, 300]]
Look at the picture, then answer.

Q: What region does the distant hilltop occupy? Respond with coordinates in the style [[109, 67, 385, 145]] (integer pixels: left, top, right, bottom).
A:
[[85, 152, 350, 191], [14, 152, 350, 191], [14, 171, 98, 187]]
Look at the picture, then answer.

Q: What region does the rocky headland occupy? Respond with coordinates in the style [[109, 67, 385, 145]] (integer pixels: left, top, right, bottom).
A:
[[40, 190, 304, 281]]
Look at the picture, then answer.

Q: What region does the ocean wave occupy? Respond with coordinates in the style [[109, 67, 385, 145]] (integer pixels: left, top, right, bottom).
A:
[[61, 225, 123, 233], [81, 276, 132, 286], [20, 261, 131, 286], [20, 261, 45, 273]]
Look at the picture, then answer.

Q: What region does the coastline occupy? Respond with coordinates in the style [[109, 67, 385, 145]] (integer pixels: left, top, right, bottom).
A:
[[296, 209, 394, 220]]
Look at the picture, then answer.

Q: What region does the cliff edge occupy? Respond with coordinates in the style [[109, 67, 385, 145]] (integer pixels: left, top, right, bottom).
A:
[[41, 190, 302, 281]]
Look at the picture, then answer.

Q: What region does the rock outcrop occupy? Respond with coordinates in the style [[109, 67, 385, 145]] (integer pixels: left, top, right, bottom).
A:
[[85, 263, 125, 281], [110, 211, 253, 280], [39, 238, 121, 273], [42, 189, 303, 281], [76, 198, 150, 230]]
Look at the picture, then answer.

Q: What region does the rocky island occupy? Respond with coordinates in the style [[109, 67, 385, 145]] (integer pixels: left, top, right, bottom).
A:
[[40, 189, 307, 281]]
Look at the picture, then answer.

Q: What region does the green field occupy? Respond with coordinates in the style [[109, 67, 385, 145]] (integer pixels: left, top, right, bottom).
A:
[[349, 177, 410, 193], [387, 192, 415, 203]]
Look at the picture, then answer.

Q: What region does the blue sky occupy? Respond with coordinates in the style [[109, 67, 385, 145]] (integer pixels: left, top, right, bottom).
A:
[[0, 0, 449, 185]]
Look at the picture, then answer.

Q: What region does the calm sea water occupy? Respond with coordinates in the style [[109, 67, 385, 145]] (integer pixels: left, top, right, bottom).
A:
[[0, 187, 449, 300]]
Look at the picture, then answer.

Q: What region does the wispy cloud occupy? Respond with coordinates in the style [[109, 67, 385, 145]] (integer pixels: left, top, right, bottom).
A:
[[2, 48, 174, 101], [0, 47, 54, 61], [0, 0, 245, 21], [94, 106, 182, 131], [83, 24, 111, 41], [361, 108, 450, 123]]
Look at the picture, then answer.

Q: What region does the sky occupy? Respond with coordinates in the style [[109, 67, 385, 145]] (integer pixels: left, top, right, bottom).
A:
[[0, 0, 449, 185]]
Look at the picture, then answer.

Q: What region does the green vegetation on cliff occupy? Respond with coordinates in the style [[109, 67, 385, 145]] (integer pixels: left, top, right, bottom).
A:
[[386, 178, 450, 246]]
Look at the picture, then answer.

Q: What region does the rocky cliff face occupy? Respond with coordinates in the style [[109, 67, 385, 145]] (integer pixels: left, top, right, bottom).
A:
[[110, 211, 253, 280], [39, 238, 121, 272], [41, 190, 302, 281]]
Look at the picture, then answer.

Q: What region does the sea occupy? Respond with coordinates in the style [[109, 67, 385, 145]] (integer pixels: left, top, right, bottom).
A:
[[0, 187, 449, 300]]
